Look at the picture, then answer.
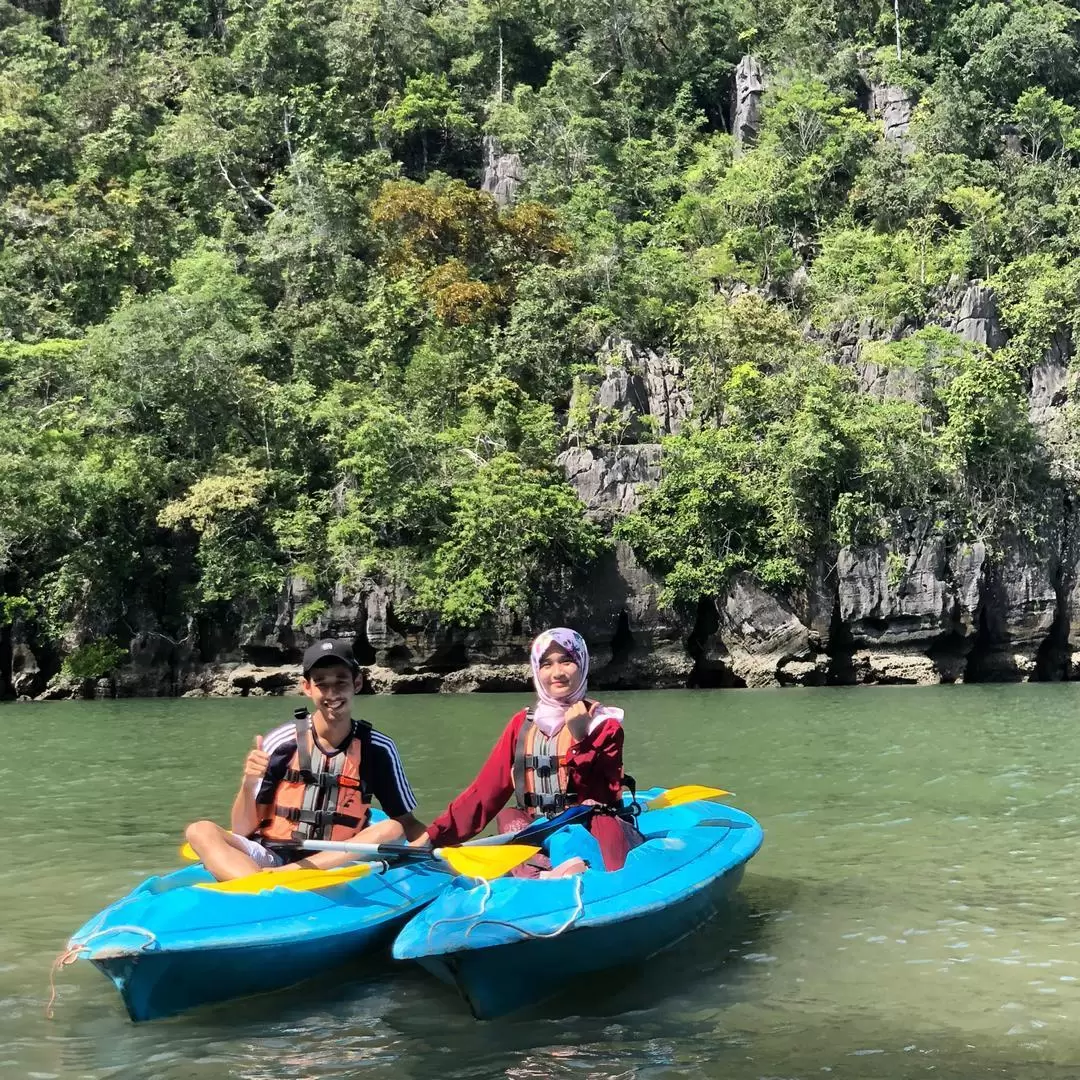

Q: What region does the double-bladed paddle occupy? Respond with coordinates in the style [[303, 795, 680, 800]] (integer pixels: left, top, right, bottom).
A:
[[195, 842, 541, 894], [187, 783, 731, 893], [177, 808, 590, 865]]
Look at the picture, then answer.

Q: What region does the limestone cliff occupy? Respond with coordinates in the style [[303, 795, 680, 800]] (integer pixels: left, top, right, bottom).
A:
[[11, 54, 1080, 701]]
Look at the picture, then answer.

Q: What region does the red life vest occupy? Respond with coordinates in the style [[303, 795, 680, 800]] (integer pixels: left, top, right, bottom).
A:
[[512, 709, 579, 817], [258, 710, 373, 843]]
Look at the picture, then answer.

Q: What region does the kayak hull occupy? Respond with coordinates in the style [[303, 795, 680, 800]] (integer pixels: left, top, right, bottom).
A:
[[88, 906, 411, 1023], [393, 789, 763, 1019], [417, 861, 745, 1019], [69, 823, 451, 1021]]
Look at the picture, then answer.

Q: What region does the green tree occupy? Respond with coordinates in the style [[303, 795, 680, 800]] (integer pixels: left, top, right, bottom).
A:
[[1011, 87, 1080, 162], [414, 453, 605, 626]]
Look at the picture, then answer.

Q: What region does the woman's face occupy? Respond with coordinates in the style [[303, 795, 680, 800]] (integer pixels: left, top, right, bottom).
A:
[[537, 644, 580, 702]]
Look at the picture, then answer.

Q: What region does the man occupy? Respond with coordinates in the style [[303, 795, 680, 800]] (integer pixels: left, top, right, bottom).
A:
[[185, 639, 425, 880]]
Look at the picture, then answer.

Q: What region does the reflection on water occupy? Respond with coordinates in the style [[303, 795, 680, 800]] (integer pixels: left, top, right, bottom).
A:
[[7, 684, 1080, 1078]]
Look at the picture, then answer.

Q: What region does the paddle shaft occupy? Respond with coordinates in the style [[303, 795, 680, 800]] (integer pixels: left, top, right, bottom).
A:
[[269, 806, 597, 858], [466, 804, 594, 846], [281, 838, 441, 861], [443, 785, 733, 846]]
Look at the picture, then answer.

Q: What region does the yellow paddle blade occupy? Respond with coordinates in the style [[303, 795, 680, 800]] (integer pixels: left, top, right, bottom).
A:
[[195, 863, 374, 894], [645, 785, 732, 811], [439, 843, 541, 880], [180, 842, 198, 862]]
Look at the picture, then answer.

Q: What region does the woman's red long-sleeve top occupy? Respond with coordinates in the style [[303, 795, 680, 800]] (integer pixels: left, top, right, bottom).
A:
[[425, 708, 627, 862]]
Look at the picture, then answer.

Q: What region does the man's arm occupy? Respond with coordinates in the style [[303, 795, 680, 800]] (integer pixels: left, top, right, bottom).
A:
[[394, 812, 429, 842], [229, 736, 270, 835]]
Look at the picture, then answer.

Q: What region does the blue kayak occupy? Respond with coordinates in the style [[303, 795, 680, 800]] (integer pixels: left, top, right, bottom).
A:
[[67, 822, 451, 1021], [392, 788, 763, 1019]]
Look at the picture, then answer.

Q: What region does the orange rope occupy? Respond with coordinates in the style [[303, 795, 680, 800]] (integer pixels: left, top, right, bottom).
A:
[[45, 924, 157, 1020], [45, 945, 84, 1020]]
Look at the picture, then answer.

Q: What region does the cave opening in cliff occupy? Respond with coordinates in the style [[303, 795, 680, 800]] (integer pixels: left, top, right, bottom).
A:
[[1035, 581, 1070, 682], [962, 589, 1027, 684], [353, 622, 377, 666], [962, 601, 997, 683], [610, 609, 634, 667], [825, 588, 856, 686], [427, 639, 469, 672], [686, 597, 743, 688]]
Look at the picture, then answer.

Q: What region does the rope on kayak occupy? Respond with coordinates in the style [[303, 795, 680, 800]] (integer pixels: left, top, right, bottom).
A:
[[424, 878, 494, 949], [462, 874, 585, 943], [45, 925, 158, 1020]]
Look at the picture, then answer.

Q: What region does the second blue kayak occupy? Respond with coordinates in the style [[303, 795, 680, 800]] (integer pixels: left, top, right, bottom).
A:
[[392, 788, 763, 1018]]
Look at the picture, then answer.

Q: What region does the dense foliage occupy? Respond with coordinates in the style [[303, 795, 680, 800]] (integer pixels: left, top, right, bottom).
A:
[[1, 0, 1075, 662]]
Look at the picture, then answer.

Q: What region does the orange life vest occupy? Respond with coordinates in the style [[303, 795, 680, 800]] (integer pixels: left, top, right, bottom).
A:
[[512, 710, 579, 817], [258, 710, 373, 843]]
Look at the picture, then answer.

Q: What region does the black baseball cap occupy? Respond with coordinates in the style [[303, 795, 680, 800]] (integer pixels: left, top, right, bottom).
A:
[[301, 639, 361, 676]]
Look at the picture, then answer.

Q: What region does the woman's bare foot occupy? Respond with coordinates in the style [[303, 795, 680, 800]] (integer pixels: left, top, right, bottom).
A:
[[538, 857, 588, 879]]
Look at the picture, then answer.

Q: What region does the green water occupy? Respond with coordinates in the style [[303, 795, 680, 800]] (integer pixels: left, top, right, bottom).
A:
[[6, 684, 1080, 1079]]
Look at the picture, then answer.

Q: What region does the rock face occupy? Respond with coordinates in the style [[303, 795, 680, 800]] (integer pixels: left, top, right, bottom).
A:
[[10, 622, 45, 698], [1029, 333, 1071, 431], [719, 574, 821, 688], [948, 283, 1006, 350], [556, 445, 662, 519], [870, 83, 914, 155], [575, 336, 691, 440], [731, 55, 764, 151], [481, 135, 525, 207]]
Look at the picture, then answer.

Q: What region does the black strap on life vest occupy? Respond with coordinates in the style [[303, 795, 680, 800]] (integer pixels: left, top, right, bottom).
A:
[[293, 708, 314, 779], [281, 767, 360, 790], [355, 718, 375, 804], [277, 806, 365, 830], [521, 752, 563, 777], [511, 709, 532, 810]]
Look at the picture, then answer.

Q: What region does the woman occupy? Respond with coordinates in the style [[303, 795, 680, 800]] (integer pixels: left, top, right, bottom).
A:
[[415, 627, 639, 876]]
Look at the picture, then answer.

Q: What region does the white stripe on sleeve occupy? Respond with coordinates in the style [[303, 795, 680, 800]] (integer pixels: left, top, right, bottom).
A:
[[370, 731, 417, 813], [261, 721, 295, 755]]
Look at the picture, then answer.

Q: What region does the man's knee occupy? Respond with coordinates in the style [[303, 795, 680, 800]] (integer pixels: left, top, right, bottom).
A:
[[185, 820, 221, 847]]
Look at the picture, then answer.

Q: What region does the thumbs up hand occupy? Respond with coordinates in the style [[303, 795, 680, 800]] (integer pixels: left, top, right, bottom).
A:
[[243, 734, 270, 788]]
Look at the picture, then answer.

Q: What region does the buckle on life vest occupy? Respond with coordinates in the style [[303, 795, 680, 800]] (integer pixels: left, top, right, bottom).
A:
[[282, 768, 359, 791], [521, 791, 576, 815], [523, 753, 562, 779]]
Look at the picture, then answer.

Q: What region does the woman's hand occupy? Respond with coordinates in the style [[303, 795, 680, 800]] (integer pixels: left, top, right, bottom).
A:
[[565, 700, 596, 741], [409, 832, 433, 849]]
